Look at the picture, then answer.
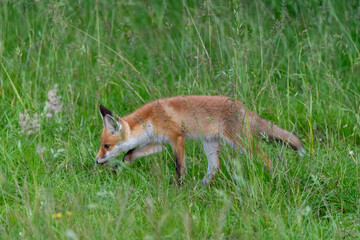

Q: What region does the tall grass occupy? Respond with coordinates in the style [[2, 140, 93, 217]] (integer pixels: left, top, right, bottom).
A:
[[1, 0, 359, 239]]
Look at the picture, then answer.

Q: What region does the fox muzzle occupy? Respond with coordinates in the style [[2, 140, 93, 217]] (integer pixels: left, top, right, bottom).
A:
[[96, 157, 108, 165]]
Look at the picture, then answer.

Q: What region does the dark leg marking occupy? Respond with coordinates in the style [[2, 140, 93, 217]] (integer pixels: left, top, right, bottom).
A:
[[122, 148, 136, 162]]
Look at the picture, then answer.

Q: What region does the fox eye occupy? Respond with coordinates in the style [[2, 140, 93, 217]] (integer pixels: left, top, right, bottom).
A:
[[104, 144, 110, 149]]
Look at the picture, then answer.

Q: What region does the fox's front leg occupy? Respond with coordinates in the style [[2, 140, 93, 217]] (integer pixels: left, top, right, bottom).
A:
[[170, 135, 186, 182], [122, 144, 164, 162], [113, 144, 163, 170]]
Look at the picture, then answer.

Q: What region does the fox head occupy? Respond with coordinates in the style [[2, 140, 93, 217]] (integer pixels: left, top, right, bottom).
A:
[[95, 105, 130, 164]]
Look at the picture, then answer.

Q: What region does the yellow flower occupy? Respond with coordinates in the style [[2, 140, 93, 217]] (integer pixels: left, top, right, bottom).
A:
[[98, 170, 102, 173], [56, 212, 62, 218], [66, 211, 72, 216]]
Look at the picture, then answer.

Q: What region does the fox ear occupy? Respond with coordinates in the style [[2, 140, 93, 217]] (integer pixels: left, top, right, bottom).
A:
[[104, 114, 122, 134], [99, 105, 113, 120]]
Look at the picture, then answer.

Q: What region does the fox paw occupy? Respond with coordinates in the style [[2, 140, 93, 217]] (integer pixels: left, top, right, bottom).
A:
[[112, 165, 119, 173]]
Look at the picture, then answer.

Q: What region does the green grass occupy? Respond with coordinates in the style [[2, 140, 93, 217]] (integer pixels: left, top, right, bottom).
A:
[[1, 0, 360, 239]]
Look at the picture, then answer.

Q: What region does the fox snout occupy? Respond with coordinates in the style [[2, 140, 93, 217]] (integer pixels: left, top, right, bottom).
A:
[[96, 156, 108, 165], [95, 151, 109, 164]]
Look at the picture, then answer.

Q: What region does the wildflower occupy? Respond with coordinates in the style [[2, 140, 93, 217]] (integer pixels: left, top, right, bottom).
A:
[[318, 138, 322, 142], [66, 211, 72, 216], [349, 150, 354, 155], [52, 212, 62, 219], [98, 170, 102, 173], [18, 111, 40, 135], [145, 196, 154, 212], [301, 206, 311, 216], [343, 124, 348, 128], [45, 84, 63, 118], [36, 144, 44, 155], [65, 230, 78, 240]]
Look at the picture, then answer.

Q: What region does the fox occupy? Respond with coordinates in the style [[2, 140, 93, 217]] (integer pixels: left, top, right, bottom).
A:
[[95, 95, 306, 185]]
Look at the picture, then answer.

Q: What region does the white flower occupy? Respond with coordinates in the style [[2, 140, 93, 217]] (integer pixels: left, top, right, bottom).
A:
[[18, 111, 40, 135], [36, 144, 44, 155], [349, 150, 354, 155], [45, 85, 63, 118]]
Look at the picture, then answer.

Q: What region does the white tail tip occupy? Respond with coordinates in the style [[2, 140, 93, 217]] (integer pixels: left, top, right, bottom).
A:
[[297, 147, 306, 157]]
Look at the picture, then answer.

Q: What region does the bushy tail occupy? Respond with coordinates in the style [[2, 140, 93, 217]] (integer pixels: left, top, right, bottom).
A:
[[254, 116, 306, 156]]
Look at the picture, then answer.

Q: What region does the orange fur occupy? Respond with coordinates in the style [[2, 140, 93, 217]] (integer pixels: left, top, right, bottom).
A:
[[96, 96, 305, 184]]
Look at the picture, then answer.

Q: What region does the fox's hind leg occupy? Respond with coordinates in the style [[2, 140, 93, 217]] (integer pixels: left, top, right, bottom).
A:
[[223, 131, 273, 171], [201, 140, 220, 185]]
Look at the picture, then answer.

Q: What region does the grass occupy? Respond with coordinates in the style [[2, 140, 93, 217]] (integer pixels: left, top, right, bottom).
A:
[[1, 0, 360, 239]]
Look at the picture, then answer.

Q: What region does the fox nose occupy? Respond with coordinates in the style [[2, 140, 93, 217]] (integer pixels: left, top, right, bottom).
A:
[[96, 157, 108, 165]]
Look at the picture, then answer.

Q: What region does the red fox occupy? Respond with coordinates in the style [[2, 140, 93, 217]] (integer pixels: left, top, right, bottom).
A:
[[95, 95, 305, 184]]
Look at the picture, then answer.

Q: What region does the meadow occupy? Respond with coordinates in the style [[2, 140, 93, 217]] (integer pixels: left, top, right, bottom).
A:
[[1, 0, 360, 239]]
